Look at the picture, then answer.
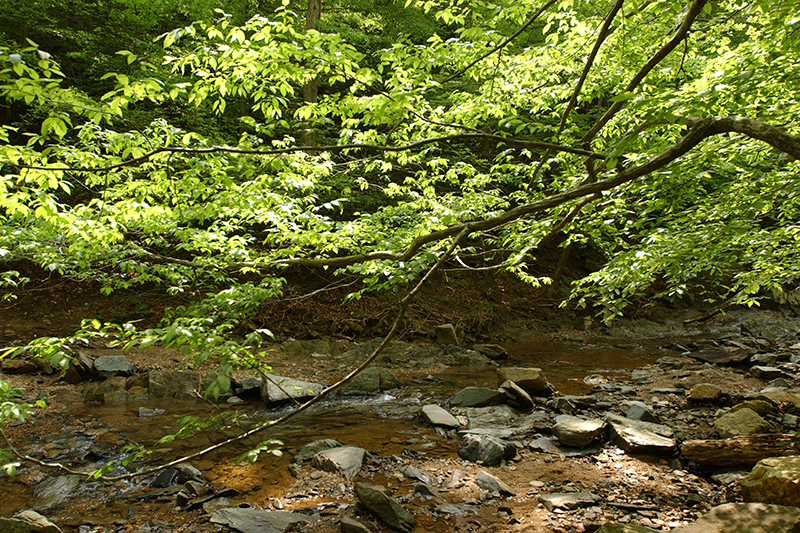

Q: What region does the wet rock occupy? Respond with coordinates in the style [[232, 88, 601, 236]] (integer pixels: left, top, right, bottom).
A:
[[626, 401, 660, 424], [260, 375, 325, 405], [148, 370, 199, 400], [498, 380, 534, 411], [0, 510, 64, 533], [293, 439, 343, 464], [688, 383, 723, 402], [420, 404, 460, 428], [435, 324, 458, 345], [457, 433, 516, 466], [311, 446, 366, 481], [751, 366, 787, 380], [552, 416, 606, 448], [94, 355, 136, 378], [538, 492, 600, 511], [605, 414, 675, 454], [151, 468, 179, 488], [340, 367, 402, 395], [32, 475, 81, 510], [340, 517, 372, 533], [474, 471, 515, 496], [399, 465, 435, 486], [448, 387, 506, 408], [354, 483, 416, 533], [742, 456, 800, 506], [595, 524, 660, 533], [714, 408, 772, 438], [496, 367, 550, 395], [210, 508, 318, 533], [82, 376, 127, 402], [473, 344, 508, 360], [671, 502, 800, 533], [138, 407, 164, 417]]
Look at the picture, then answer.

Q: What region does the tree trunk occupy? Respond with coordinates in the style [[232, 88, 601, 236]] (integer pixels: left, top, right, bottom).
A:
[[681, 434, 800, 467], [301, 0, 322, 147]]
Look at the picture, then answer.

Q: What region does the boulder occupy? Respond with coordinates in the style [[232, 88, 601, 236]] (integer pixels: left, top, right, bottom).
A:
[[496, 367, 550, 395], [435, 324, 458, 345], [420, 405, 460, 428], [148, 370, 199, 400], [93, 355, 136, 378], [312, 446, 366, 481], [472, 344, 508, 360], [552, 416, 606, 448], [210, 509, 317, 533], [354, 483, 416, 533], [457, 433, 516, 466], [340, 368, 402, 395], [714, 408, 772, 438], [474, 471, 515, 496], [742, 456, 800, 506], [538, 492, 600, 511], [498, 380, 534, 411], [448, 387, 506, 408], [259, 375, 325, 405], [0, 510, 64, 533], [688, 383, 723, 402], [671, 502, 800, 533]]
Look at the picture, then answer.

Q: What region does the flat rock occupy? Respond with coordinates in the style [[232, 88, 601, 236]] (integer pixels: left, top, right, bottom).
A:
[[312, 446, 366, 481], [528, 435, 601, 457], [714, 408, 772, 438], [474, 471, 515, 496], [457, 433, 516, 466], [605, 414, 675, 454], [93, 355, 136, 378], [0, 510, 64, 533], [686, 348, 752, 365], [688, 383, 723, 402], [340, 367, 402, 395], [751, 366, 787, 380], [538, 492, 599, 511], [148, 370, 199, 400], [420, 404, 460, 428], [672, 502, 800, 533], [626, 401, 660, 424], [552, 416, 606, 448], [32, 476, 81, 510], [448, 387, 506, 408], [496, 367, 550, 395], [472, 344, 508, 360], [259, 375, 325, 405], [761, 389, 800, 408], [731, 400, 774, 416], [399, 465, 435, 486], [354, 483, 416, 533], [498, 380, 534, 411], [210, 509, 317, 533], [742, 456, 800, 506], [340, 517, 372, 533]]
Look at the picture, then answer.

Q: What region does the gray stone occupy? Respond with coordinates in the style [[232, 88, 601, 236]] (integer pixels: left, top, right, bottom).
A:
[[595, 524, 661, 533], [474, 471, 515, 496], [293, 439, 343, 464], [435, 324, 458, 345], [210, 509, 317, 533], [605, 413, 674, 437], [312, 446, 366, 481], [175, 463, 203, 483], [448, 387, 506, 408], [552, 417, 606, 448], [340, 517, 372, 533], [687, 349, 752, 365], [466, 404, 517, 428], [93, 355, 136, 378], [671, 502, 800, 533], [420, 404, 460, 428], [237, 376, 262, 395], [626, 401, 660, 424], [538, 492, 599, 511], [32, 476, 81, 510], [259, 375, 325, 405], [457, 433, 516, 466], [472, 344, 508, 360], [340, 367, 402, 395], [148, 370, 199, 400], [0, 510, 64, 533], [354, 483, 416, 533], [688, 383, 723, 402], [605, 414, 675, 454], [498, 380, 534, 411], [399, 465, 435, 486], [742, 456, 800, 507], [752, 366, 787, 380], [714, 408, 772, 438], [138, 407, 164, 417], [496, 367, 550, 395], [752, 353, 780, 366]]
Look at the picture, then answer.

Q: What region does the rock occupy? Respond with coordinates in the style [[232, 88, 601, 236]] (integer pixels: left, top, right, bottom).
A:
[[731, 400, 774, 416], [311, 446, 366, 481], [354, 483, 416, 533], [399, 465, 435, 486], [656, 356, 686, 369], [498, 380, 534, 411], [626, 401, 660, 424], [465, 404, 518, 429], [472, 344, 508, 360], [752, 353, 780, 366], [260, 375, 325, 405], [714, 408, 772, 438], [448, 387, 506, 408], [474, 471, 515, 496], [340, 517, 372, 533], [0, 510, 64, 533], [93, 355, 136, 378], [751, 366, 787, 380], [688, 383, 723, 402], [413, 482, 437, 497], [594, 524, 661, 533], [420, 404, 460, 428], [457, 433, 516, 466], [236, 376, 262, 397], [552, 417, 606, 448], [151, 468, 179, 488], [538, 492, 600, 511], [742, 456, 800, 506], [762, 389, 800, 409], [32, 476, 81, 510], [686, 348, 752, 365], [1, 359, 40, 375], [293, 439, 343, 464], [340, 367, 402, 395], [148, 370, 199, 400], [496, 367, 550, 395], [138, 407, 164, 417], [605, 414, 675, 454], [210, 508, 318, 533], [82, 376, 127, 402], [174, 463, 203, 483], [435, 324, 458, 345], [671, 502, 800, 533]]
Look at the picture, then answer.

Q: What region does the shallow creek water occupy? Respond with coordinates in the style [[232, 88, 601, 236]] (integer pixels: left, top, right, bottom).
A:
[[2, 338, 678, 525]]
